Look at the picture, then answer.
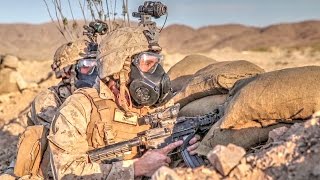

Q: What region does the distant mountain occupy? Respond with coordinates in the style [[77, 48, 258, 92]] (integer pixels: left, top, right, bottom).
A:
[[0, 22, 67, 60], [0, 20, 320, 60], [160, 20, 320, 53]]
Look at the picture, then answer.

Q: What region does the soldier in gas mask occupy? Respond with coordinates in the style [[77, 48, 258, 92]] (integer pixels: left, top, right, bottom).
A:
[[11, 40, 99, 179], [27, 40, 98, 127], [48, 27, 199, 179]]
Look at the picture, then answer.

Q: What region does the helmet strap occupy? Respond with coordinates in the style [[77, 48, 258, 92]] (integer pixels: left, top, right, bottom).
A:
[[69, 65, 77, 93], [118, 68, 132, 113], [59, 65, 77, 93]]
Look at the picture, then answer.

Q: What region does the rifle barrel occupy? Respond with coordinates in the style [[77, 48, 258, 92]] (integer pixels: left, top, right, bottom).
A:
[[88, 137, 142, 162]]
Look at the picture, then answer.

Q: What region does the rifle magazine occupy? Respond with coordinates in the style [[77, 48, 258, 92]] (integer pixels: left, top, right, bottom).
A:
[[181, 149, 205, 168]]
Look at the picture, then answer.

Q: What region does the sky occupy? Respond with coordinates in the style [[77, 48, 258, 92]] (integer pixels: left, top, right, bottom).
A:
[[0, 0, 319, 28]]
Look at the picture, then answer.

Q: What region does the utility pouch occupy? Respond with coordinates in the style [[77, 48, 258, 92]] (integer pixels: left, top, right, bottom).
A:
[[14, 125, 48, 178]]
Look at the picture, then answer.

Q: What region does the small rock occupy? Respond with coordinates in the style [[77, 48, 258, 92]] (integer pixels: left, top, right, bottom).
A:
[[0, 174, 16, 180], [207, 144, 246, 176], [246, 155, 256, 164], [13, 72, 28, 90], [249, 169, 270, 180], [152, 166, 181, 180], [1, 55, 19, 69], [310, 117, 320, 126], [229, 162, 251, 179], [201, 167, 213, 175], [268, 126, 288, 142], [311, 111, 320, 119]]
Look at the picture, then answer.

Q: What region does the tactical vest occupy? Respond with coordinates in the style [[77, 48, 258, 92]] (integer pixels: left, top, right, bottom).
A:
[[75, 88, 151, 160]]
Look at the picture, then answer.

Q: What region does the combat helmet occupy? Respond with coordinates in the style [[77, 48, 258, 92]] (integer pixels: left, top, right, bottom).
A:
[[98, 26, 161, 80], [98, 26, 162, 112], [51, 40, 90, 78]]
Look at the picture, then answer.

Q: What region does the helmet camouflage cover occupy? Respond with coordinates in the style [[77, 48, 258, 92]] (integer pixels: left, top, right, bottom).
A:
[[98, 27, 160, 79], [51, 40, 89, 78]]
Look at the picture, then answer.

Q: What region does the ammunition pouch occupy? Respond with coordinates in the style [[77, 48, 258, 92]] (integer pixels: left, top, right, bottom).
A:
[[75, 88, 150, 161], [14, 125, 49, 178]]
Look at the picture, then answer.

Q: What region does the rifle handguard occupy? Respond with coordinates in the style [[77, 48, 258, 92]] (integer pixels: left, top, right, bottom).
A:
[[138, 103, 180, 126]]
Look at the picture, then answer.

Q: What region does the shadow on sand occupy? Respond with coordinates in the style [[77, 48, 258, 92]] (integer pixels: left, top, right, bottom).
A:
[[0, 106, 29, 174]]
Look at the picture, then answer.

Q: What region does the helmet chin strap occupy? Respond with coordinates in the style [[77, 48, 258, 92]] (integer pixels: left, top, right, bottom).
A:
[[113, 57, 133, 113], [118, 69, 132, 112], [69, 65, 77, 93], [59, 65, 77, 95]]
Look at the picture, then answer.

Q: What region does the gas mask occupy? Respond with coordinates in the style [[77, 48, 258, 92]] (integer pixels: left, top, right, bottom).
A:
[[75, 58, 98, 88], [129, 52, 173, 107]]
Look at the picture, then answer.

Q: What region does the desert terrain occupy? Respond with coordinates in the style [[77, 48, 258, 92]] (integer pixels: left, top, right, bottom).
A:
[[1, 20, 320, 177]]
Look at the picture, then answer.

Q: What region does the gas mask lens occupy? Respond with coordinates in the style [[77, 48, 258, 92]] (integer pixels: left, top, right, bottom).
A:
[[133, 52, 163, 73], [76, 58, 97, 75]]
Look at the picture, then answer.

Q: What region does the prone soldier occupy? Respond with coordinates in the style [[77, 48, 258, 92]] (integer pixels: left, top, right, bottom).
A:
[[11, 40, 99, 179], [48, 26, 200, 179], [28, 40, 99, 128]]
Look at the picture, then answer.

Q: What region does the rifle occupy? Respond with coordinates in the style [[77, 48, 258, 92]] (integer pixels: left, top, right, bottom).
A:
[[87, 104, 220, 168]]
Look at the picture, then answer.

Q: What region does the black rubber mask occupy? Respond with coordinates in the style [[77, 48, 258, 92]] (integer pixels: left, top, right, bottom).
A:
[[75, 65, 98, 88], [129, 64, 173, 107]]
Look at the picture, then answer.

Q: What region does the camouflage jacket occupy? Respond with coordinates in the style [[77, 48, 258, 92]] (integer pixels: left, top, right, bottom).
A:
[[27, 82, 71, 128], [47, 81, 135, 180]]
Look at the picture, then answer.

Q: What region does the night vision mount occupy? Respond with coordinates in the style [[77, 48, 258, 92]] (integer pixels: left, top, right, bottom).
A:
[[132, 1, 167, 49], [83, 20, 108, 43], [83, 20, 109, 57]]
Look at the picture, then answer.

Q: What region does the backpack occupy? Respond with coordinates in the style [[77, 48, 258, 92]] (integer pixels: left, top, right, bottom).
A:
[[14, 125, 49, 178]]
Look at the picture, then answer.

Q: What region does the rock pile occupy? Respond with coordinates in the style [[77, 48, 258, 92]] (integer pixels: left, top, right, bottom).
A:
[[0, 55, 37, 94], [152, 113, 320, 180]]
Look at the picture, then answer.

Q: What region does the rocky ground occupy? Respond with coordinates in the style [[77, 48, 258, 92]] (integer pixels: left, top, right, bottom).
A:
[[153, 114, 320, 180], [0, 46, 320, 176], [0, 55, 58, 173]]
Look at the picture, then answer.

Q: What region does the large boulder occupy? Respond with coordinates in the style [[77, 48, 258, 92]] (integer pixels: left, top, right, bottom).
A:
[[207, 144, 246, 176], [0, 69, 20, 94], [153, 116, 320, 180], [0, 55, 22, 94], [1, 55, 19, 69]]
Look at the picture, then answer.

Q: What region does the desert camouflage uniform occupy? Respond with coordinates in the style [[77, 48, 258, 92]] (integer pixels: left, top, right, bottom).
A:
[[28, 40, 90, 127], [12, 40, 92, 179], [48, 27, 162, 179], [27, 82, 71, 128], [48, 82, 136, 179]]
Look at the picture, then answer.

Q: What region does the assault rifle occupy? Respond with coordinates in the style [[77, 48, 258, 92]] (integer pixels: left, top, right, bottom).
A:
[[87, 104, 220, 168]]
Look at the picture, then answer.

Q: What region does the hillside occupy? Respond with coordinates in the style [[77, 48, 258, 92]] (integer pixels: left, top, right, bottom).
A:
[[0, 20, 320, 60], [160, 20, 320, 53]]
